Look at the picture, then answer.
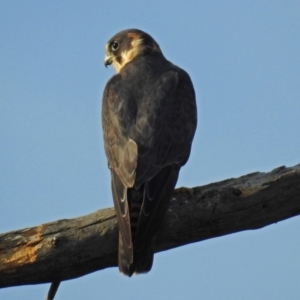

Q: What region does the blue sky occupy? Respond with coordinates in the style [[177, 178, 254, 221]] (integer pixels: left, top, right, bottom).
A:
[[1, 1, 300, 299]]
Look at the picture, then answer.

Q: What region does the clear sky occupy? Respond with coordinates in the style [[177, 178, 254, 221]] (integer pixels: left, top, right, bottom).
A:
[[1, 1, 300, 299]]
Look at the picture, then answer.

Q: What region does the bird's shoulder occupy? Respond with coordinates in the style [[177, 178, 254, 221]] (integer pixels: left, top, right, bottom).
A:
[[104, 54, 193, 97]]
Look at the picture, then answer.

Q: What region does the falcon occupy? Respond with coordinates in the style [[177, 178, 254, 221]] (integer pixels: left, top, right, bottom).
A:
[[102, 29, 197, 276]]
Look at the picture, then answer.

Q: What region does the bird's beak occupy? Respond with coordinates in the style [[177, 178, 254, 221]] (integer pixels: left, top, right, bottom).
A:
[[104, 53, 113, 68]]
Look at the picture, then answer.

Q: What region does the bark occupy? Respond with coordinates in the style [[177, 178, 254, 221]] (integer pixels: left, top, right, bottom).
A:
[[1, 164, 300, 288]]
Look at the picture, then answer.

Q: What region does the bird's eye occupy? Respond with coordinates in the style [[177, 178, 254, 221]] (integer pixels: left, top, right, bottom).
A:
[[111, 41, 119, 51]]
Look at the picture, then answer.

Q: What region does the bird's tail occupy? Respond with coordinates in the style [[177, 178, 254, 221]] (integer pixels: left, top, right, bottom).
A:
[[118, 232, 154, 276], [133, 240, 154, 274], [118, 186, 154, 276], [118, 165, 180, 276]]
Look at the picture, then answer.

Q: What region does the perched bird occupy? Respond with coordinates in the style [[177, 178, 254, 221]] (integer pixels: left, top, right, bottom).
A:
[[102, 29, 197, 276]]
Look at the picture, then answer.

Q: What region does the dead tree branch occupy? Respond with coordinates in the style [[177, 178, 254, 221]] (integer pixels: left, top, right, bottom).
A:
[[1, 164, 300, 289]]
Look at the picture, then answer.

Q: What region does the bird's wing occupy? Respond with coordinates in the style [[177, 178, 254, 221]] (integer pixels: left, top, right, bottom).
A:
[[102, 74, 138, 188], [132, 68, 197, 185], [131, 68, 197, 251], [102, 74, 138, 264]]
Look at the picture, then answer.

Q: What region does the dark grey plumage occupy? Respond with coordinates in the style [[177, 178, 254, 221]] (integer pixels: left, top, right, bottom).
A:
[[102, 29, 197, 276]]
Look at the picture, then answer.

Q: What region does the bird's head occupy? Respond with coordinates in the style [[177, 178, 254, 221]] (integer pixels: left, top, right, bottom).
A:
[[104, 29, 162, 73]]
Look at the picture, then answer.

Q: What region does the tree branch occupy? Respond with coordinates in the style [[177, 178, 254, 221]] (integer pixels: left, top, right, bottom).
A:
[[1, 164, 300, 289]]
